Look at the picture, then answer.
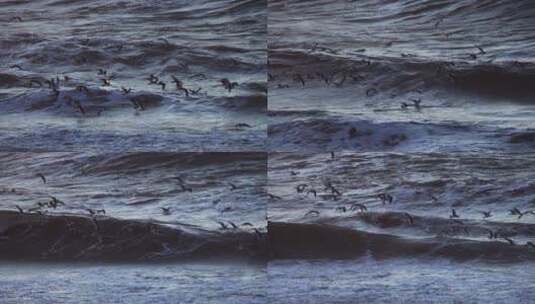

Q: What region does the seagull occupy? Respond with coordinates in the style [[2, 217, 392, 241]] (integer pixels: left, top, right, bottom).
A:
[[486, 229, 498, 239], [45, 79, 54, 89], [334, 74, 347, 87], [189, 73, 207, 80], [378, 193, 393, 204], [410, 98, 422, 110], [52, 86, 60, 97], [36, 173, 46, 184], [179, 184, 192, 192], [450, 208, 459, 219], [404, 213, 414, 225], [510, 207, 535, 219], [171, 76, 189, 96], [481, 211, 492, 218], [268, 193, 282, 200], [101, 79, 111, 86], [29, 79, 43, 87], [76, 85, 90, 93], [305, 210, 320, 217], [293, 74, 305, 86], [502, 237, 515, 246], [158, 38, 171, 45], [517, 209, 535, 219], [296, 184, 308, 193], [15, 205, 24, 214], [510, 207, 522, 216], [73, 100, 86, 115], [350, 203, 367, 212], [9, 64, 23, 70], [49, 196, 65, 208], [228, 221, 238, 229], [336, 206, 347, 212], [189, 87, 202, 95], [217, 221, 228, 230], [147, 74, 159, 84], [129, 99, 145, 111], [171, 75, 184, 89], [329, 186, 342, 196], [220, 78, 238, 92], [121, 87, 132, 94], [229, 183, 238, 191], [160, 207, 171, 215]]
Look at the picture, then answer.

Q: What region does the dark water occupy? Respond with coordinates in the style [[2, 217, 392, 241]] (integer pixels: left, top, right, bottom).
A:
[[0, 152, 267, 230], [2, 0, 535, 303], [0, 0, 267, 152], [263, 1, 535, 301], [268, 0, 535, 152]]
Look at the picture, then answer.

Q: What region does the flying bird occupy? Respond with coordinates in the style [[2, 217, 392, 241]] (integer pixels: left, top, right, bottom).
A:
[[36, 173, 46, 184]]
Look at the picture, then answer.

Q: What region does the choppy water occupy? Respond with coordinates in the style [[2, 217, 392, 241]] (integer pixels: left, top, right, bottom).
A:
[[0, 152, 267, 230], [268, 0, 535, 152], [0, 0, 267, 152], [2, 0, 535, 303], [268, 152, 535, 259], [268, 258, 535, 304], [0, 262, 266, 304]]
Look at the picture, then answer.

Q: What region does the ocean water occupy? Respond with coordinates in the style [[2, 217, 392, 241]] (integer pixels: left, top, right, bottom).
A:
[[263, 0, 535, 301], [268, 258, 535, 304], [0, 152, 267, 230], [0, 0, 267, 152], [268, 0, 535, 152], [2, 0, 535, 303], [0, 262, 267, 304]]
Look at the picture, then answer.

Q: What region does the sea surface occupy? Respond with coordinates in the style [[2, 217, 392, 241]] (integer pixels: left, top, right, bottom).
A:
[[0, 0, 267, 152], [2, 0, 535, 303], [268, 0, 535, 152], [266, 152, 535, 303], [0, 152, 267, 230], [264, 0, 535, 300]]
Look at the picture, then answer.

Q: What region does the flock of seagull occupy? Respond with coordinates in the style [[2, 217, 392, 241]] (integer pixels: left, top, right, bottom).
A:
[[5, 14, 535, 254], [5, 24, 252, 130], [267, 153, 535, 250], [16, 63, 242, 116], [267, 42, 525, 119], [9, 172, 264, 234]]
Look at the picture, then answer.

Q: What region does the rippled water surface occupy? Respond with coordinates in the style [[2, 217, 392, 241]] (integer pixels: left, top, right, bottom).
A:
[[2, 0, 535, 303], [1, 0, 267, 152], [0, 262, 267, 304], [268, 0, 535, 152]]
